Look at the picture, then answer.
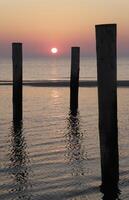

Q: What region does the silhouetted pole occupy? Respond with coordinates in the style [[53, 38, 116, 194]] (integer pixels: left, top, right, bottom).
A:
[[12, 43, 23, 121], [70, 47, 80, 115], [95, 24, 119, 191]]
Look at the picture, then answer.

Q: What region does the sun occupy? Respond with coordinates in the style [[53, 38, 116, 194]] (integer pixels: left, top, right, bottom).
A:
[[51, 47, 58, 54]]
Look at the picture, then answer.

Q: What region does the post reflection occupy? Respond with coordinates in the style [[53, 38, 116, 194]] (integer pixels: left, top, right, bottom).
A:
[[100, 134, 120, 200], [66, 111, 84, 176], [101, 186, 120, 200], [10, 119, 31, 200]]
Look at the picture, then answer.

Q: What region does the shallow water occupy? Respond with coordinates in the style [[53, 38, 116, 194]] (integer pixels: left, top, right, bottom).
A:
[[1, 86, 129, 199], [1, 57, 129, 81]]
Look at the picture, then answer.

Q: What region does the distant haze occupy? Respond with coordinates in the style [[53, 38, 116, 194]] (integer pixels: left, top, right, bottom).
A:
[[0, 0, 129, 58]]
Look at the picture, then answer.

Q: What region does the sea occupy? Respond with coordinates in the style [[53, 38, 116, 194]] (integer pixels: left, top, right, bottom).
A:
[[1, 57, 129, 200]]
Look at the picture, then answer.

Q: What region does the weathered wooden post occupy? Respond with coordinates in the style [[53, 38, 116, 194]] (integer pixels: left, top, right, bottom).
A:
[[95, 24, 119, 191], [12, 43, 23, 121], [70, 47, 80, 115]]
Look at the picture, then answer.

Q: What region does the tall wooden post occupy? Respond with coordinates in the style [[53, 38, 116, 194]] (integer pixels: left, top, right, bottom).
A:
[[12, 43, 23, 121], [95, 24, 119, 191], [70, 47, 80, 115]]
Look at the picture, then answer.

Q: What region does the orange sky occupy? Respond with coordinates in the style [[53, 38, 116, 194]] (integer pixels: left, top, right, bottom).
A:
[[0, 0, 129, 57]]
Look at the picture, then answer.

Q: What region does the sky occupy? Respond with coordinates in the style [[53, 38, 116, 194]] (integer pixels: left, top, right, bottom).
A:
[[0, 0, 129, 58]]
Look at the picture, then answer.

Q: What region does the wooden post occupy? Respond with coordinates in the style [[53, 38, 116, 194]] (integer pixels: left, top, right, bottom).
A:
[[70, 47, 80, 115], [12, 43, 23, 121], [95, 24, 119, 191]]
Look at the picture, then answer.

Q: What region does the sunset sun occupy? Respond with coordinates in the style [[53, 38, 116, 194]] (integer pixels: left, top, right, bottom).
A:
[[51, 47, 58, 54]]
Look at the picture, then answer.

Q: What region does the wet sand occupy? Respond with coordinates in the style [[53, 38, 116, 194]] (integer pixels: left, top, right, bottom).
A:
[[1, 80, 129, 87]]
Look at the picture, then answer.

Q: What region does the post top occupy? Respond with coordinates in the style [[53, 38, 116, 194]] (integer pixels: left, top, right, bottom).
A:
[[95, 24, 116, 28], [71, 47, 80, 49], [12, 42, 22, 45]]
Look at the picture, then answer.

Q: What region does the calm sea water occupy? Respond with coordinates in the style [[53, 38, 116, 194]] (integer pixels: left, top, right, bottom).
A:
[[1, 56, 129, 81], [1, 57, 129, 199]]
